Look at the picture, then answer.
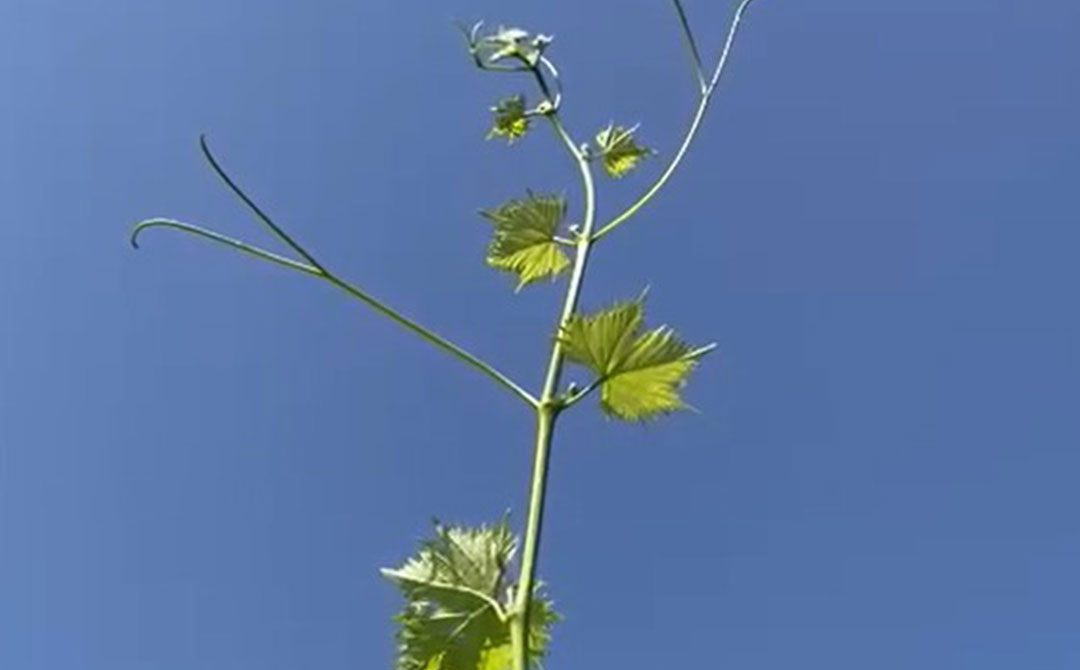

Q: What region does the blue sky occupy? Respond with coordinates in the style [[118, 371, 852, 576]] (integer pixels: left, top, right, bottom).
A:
[[2, 0, 1079, 667]]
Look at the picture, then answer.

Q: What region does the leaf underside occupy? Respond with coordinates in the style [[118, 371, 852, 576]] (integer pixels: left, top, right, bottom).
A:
[[382, 519, 558, 670], [560, 295, 712, 421], [594, 124, 652, 178], [481, 193, 571, 290]]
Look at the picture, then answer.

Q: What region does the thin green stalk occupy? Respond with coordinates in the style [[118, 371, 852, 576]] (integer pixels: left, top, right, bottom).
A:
[[591, 0, 757, 242], [671, 0, 708, 93], [131, 218, 323, 276], [131, 178, 538, 410], [509, 405, 555, 670], [318, 272, 539, 408], [199, 134, 327, 273], [511, 111, 597, 670]]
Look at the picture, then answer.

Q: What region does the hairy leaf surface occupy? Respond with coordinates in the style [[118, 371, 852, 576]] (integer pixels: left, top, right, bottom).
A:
[[481, 193, 570, 290], [560, 295, 713, 420]]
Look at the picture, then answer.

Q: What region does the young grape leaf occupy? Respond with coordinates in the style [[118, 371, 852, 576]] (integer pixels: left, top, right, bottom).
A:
[[480, 193, 571, 290], [381, 519, 558, 670], [560, 294, 714, 420], [476, 26, 553, 66], [487, 95, 531, 143], [594, 124, 653, 178]]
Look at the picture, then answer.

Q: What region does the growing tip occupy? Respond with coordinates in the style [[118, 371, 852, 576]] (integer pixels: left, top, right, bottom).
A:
[[129, 220, 153, 249], [198, 133, 214, 160]]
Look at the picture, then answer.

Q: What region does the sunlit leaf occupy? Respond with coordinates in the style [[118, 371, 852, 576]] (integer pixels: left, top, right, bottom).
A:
[[560, 294, 714, 420], [481, 193, 571, 290], [476, 25, 553, 66], [487, 95, 531, 143], [382, 519, 558, 670], [594, 124, 653, 178]]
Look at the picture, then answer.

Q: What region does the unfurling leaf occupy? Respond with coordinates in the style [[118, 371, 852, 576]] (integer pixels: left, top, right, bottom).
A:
[[475, 25, 553, 66], [593, 123, 653, 178], [487, 95, 531, 143], [382, 519, 558, 670], [560, 294, 714, 420], [480, 193, 571, 290]]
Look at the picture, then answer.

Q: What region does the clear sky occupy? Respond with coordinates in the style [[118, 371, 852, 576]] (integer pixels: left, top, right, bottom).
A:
[[2, 0, 1079, 667]]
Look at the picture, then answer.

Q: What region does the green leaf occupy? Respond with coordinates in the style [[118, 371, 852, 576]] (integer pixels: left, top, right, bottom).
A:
[[560, 294, 714, 420], [593, 123, 653, 178], [477, 25, 553, 66], [382, 519, 558, 670], [487, 95, 531, 144], [480, 193, 571, 290]]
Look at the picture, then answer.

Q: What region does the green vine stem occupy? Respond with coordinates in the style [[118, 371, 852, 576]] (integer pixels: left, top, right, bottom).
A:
[[505, 3, 757, 666], [510, 110, 597, 670]]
